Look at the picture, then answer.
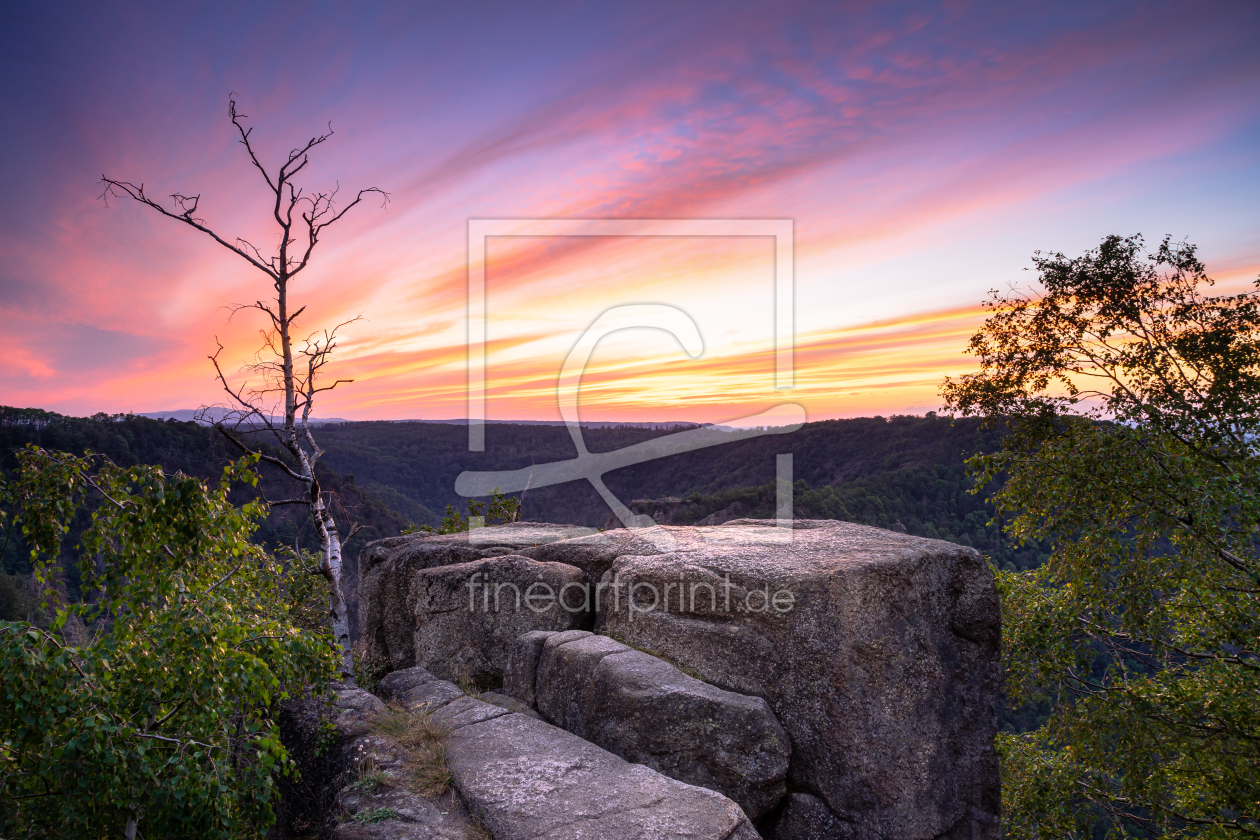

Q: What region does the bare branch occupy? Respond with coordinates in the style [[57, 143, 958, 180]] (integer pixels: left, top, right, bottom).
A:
[[100, 177, 278, 280], [290, 186, 389, 277], [110, 96, 381, 683], [152, 699, 188, 730], [201, 560, 245, 598], [229, 97, 277, 194], [235, 237, 268, 265]]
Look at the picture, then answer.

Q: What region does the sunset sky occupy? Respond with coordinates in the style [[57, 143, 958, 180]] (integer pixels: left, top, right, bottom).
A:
[[2, 1, 1258, 425]]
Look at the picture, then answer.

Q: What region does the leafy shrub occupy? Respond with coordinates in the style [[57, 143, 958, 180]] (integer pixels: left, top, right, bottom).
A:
[[412, 488, 520, 535], [0, 448, 336, 838]]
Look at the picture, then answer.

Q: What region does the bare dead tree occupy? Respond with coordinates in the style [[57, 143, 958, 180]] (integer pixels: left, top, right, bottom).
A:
[[101, 97, 388, 680]]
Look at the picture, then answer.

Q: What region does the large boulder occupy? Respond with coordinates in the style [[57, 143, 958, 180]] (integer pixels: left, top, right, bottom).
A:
[[532, 631, 624, 734], [376, 665, 442, 700], [377, 669, 760, 839], [588, 646, 789, 822], [364, 553, 592, 685], [361, 523, 601, 571], [511, 630, 790, 821], [361, 525, 660, 635], [359, 525, 673, 675], [359, 518, 1000, 839], [377, 665, 466, 711], [523, 527, 663, 584], [502, 629, 571, 707], [284, 669, 761, 839], [360, 524, 597, 668], [595, 520, 1000, 840]]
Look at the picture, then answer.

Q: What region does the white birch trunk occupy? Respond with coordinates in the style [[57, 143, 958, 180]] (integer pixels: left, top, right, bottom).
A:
[[312, 494, 354, 681]]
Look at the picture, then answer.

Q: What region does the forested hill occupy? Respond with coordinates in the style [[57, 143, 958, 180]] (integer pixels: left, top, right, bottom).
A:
[[2, 407, 1044, 578], [312, 413, 1042, 570], [0, 407, 419, 581]]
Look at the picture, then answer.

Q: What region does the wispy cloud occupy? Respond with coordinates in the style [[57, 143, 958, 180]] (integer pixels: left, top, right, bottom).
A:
[[1, 1, 1257, 419]]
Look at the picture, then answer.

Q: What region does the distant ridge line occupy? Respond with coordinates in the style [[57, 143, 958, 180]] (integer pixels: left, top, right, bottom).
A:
[[363, 418, 714, 429], [139, 411, 721, 430]]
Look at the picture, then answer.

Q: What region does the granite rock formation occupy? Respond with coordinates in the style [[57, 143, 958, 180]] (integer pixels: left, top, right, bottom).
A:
[[593, 519, 1000, 839], [358, 519, 1000, 839], [364, 552, 591, 684]]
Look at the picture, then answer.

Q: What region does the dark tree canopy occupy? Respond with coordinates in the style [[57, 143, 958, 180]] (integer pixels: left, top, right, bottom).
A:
[[943, 235, 1260, 838], [944, 234, 1260, 440]]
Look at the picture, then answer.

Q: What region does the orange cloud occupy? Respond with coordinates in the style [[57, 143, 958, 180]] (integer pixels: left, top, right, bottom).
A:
[[299, 300, 989, 423]]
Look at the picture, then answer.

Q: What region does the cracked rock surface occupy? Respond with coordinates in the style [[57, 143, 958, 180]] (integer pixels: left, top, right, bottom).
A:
[[287, 670, 760, 840], [364, 552, 591, 683], [278, 684, 476, 839], [378, 669, 762, 839], [510, 630, 790, 821], [446, 707, 760, 840]]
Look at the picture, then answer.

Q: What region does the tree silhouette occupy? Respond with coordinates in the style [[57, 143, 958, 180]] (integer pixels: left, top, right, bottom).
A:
[[102, 97, 388, 679]]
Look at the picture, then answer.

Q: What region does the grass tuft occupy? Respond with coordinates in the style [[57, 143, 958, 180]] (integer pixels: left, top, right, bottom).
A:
[[465, 807, 493, 840], [454, 667, 481, 697], [370, 701, 453, 797], [346, 756, 390, 793], [353, 807, 402, 824]]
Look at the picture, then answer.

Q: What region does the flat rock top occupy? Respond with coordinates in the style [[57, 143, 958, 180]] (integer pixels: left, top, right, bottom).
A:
[[447, 707, 758, 840], [371, 521, 599, 552], [643, 520, 978, 577], [371, 519, 975, 577]]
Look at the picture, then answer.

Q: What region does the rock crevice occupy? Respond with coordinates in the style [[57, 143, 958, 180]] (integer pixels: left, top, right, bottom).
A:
[[504, 629, 791, 821]]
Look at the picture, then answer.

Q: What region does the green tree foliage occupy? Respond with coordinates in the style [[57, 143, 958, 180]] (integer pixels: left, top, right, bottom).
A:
[[942, 235, 1260, 837], [0, 408, 423, 596], [0, 448, 336, 838], [412, 488, 522, 535]]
